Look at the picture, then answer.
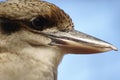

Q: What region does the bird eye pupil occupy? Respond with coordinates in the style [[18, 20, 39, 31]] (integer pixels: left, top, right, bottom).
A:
[[31, 17, 48, 30]]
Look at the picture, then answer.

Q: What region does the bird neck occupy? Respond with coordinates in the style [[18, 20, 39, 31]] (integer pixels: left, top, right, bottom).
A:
[[17, 46, 64, 80], [20, 46, 64, 68], [0, 42, 64, 80]]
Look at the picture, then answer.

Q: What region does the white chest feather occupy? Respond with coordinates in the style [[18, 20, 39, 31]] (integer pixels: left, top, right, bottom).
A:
[[0, 46, 64, 80]]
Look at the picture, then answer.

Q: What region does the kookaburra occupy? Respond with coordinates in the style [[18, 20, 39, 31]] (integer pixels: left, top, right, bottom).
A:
[[0, 0, 118, 80]]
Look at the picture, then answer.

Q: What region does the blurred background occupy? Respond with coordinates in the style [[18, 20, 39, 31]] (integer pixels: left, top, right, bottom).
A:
[[1, 0, 120, 80]]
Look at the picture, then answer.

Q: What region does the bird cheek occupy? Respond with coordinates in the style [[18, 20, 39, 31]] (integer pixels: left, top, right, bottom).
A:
[[20, 30, 51, 46]]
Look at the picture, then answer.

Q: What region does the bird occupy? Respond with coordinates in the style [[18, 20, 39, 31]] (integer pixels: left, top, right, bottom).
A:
[[0, 0, 118, 80]]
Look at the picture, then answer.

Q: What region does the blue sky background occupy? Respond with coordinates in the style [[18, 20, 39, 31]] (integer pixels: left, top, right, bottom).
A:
[[1, 0, 120, 80]]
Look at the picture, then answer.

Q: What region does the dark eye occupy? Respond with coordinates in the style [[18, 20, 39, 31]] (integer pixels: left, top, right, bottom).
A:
[[30, 17, 48, 30]]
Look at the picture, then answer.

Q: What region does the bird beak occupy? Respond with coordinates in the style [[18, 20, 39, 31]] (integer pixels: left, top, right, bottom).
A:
[[47, 29, 118, 54]]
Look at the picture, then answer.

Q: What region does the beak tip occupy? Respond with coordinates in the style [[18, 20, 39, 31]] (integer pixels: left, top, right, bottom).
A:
[[110, 45, 118, 51]]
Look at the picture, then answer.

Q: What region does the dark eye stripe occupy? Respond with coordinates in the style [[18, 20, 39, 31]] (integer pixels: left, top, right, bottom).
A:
[[0, 18, 21, 34], [0, 16, 57, 34]]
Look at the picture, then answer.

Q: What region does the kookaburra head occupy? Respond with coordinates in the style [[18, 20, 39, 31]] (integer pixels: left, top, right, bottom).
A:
[[0, 0, 118, 80]]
